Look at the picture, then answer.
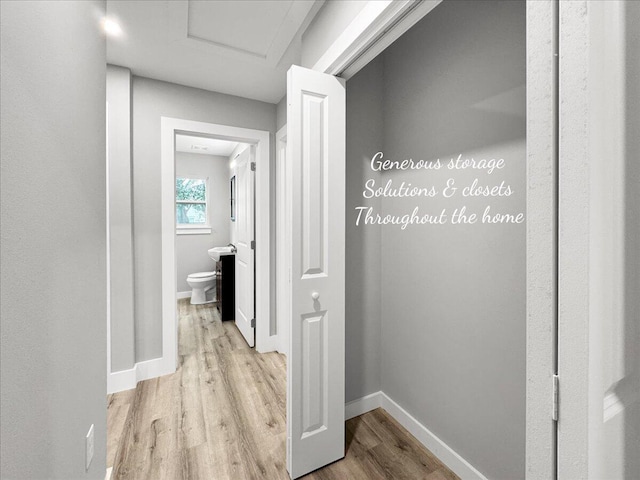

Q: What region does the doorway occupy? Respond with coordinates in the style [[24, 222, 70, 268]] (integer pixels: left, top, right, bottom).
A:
[[285, 1, 558, 478], [160, 117, 273, 374], [107, 118, 284, 476], [174, 133, 258, 346]]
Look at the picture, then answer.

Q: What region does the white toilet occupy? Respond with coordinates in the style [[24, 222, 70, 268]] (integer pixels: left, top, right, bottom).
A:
[[186, 271, 216, 305]]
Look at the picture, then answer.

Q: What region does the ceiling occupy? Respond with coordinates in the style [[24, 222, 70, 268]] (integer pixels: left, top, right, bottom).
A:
[[175, 134, 239, 156], [106, 0, 323, 104]]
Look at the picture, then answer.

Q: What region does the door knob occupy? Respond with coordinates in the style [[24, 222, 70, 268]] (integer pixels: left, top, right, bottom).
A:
[[311, 292, 320, 300]]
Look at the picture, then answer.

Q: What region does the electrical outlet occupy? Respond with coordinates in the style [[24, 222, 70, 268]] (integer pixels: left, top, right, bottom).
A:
[[85, 424, 94, 471]]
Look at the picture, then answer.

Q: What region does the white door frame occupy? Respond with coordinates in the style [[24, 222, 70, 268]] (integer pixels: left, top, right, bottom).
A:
[[160, 117, 271, 374], [275, 125, 290, 356], [525, 1, 558, 478], [307, 1, 558, 477]]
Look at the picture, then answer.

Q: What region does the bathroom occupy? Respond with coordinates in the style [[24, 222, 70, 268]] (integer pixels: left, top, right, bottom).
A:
[[176, 134, 239, 307]]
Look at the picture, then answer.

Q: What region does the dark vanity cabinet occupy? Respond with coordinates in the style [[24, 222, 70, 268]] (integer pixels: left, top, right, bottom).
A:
[[216, 255, 235, 321]]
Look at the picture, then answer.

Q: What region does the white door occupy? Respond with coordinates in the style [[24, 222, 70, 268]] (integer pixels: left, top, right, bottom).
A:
[[235, 146, 255, 347], [286, 65, 346, 478]]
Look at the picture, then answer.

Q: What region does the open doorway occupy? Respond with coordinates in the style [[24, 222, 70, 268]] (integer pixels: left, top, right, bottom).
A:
[[107, 120, 287, 477], [159, 117, 273, 370], [174, 133, 240, 306], [173, 133, 256, 347]]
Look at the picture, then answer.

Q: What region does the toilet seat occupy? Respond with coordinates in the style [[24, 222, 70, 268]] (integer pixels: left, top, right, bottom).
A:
[[188, 271, 215, 280]]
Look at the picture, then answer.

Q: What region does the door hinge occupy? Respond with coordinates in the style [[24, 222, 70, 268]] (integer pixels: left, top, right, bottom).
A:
[[552, 374, 559, 421], [251, 318, 256, 328], [251, 240, 255, 250], [251, 162, 256, 171]]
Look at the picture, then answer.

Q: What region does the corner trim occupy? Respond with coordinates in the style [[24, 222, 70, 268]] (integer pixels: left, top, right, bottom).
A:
[[107, 357, 168, 394], [312, 0, 442, 79], [379, 392, 488, 480], [345, 391, 382, 420], [345, 391, 487, 480]]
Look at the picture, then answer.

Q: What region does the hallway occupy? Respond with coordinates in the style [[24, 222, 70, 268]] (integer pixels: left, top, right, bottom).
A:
[[107, 299, 459, 479]]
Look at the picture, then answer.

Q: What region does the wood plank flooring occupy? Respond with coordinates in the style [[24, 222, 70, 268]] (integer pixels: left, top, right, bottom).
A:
[[108, 299, 459, 480]]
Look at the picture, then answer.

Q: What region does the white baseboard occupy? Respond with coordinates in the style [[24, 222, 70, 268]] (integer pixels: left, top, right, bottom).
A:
[[107, 357, 172, 394], [345, 391, 383, 420], [177, 291, 191, 299], [345, 391, 486, 480], [256, 335, 281, 354], [379, 392, 488, 480]]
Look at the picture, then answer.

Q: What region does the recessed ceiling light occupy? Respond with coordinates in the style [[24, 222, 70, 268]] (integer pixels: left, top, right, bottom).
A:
[[102, 18, 122, 37]]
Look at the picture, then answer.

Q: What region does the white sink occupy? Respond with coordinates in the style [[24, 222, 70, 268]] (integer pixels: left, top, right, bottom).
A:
[[208, 246, 235, 262]]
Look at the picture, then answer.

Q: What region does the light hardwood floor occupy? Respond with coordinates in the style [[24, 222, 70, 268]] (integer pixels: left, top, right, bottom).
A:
[[108, 299, 459, 480]]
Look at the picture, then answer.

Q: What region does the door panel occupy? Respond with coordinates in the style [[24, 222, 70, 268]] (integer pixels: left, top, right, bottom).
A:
[[286, 65, 346, 479], [558, 2, 640, 478], [235, 146, 255, 347]]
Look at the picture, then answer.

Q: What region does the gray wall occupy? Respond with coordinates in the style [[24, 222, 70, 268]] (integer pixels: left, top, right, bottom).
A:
[[0, 1, 107, 478], [346, 1, 526, 478], [131, 76, 276, 362], [107, 65, 136, 373], [176, 152, 231, 293], [345, 55, 384, 402]]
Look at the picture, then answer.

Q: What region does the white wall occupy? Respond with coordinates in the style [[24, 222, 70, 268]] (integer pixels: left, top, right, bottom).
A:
[[0, 1, 107, 478], [176, 152, 231, 293]]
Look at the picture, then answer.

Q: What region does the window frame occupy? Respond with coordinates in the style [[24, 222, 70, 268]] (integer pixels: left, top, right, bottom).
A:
[[175, 175, 212, 235]]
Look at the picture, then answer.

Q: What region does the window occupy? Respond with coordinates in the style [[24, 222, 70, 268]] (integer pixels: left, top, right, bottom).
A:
[[176, 177, 210, 234]]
